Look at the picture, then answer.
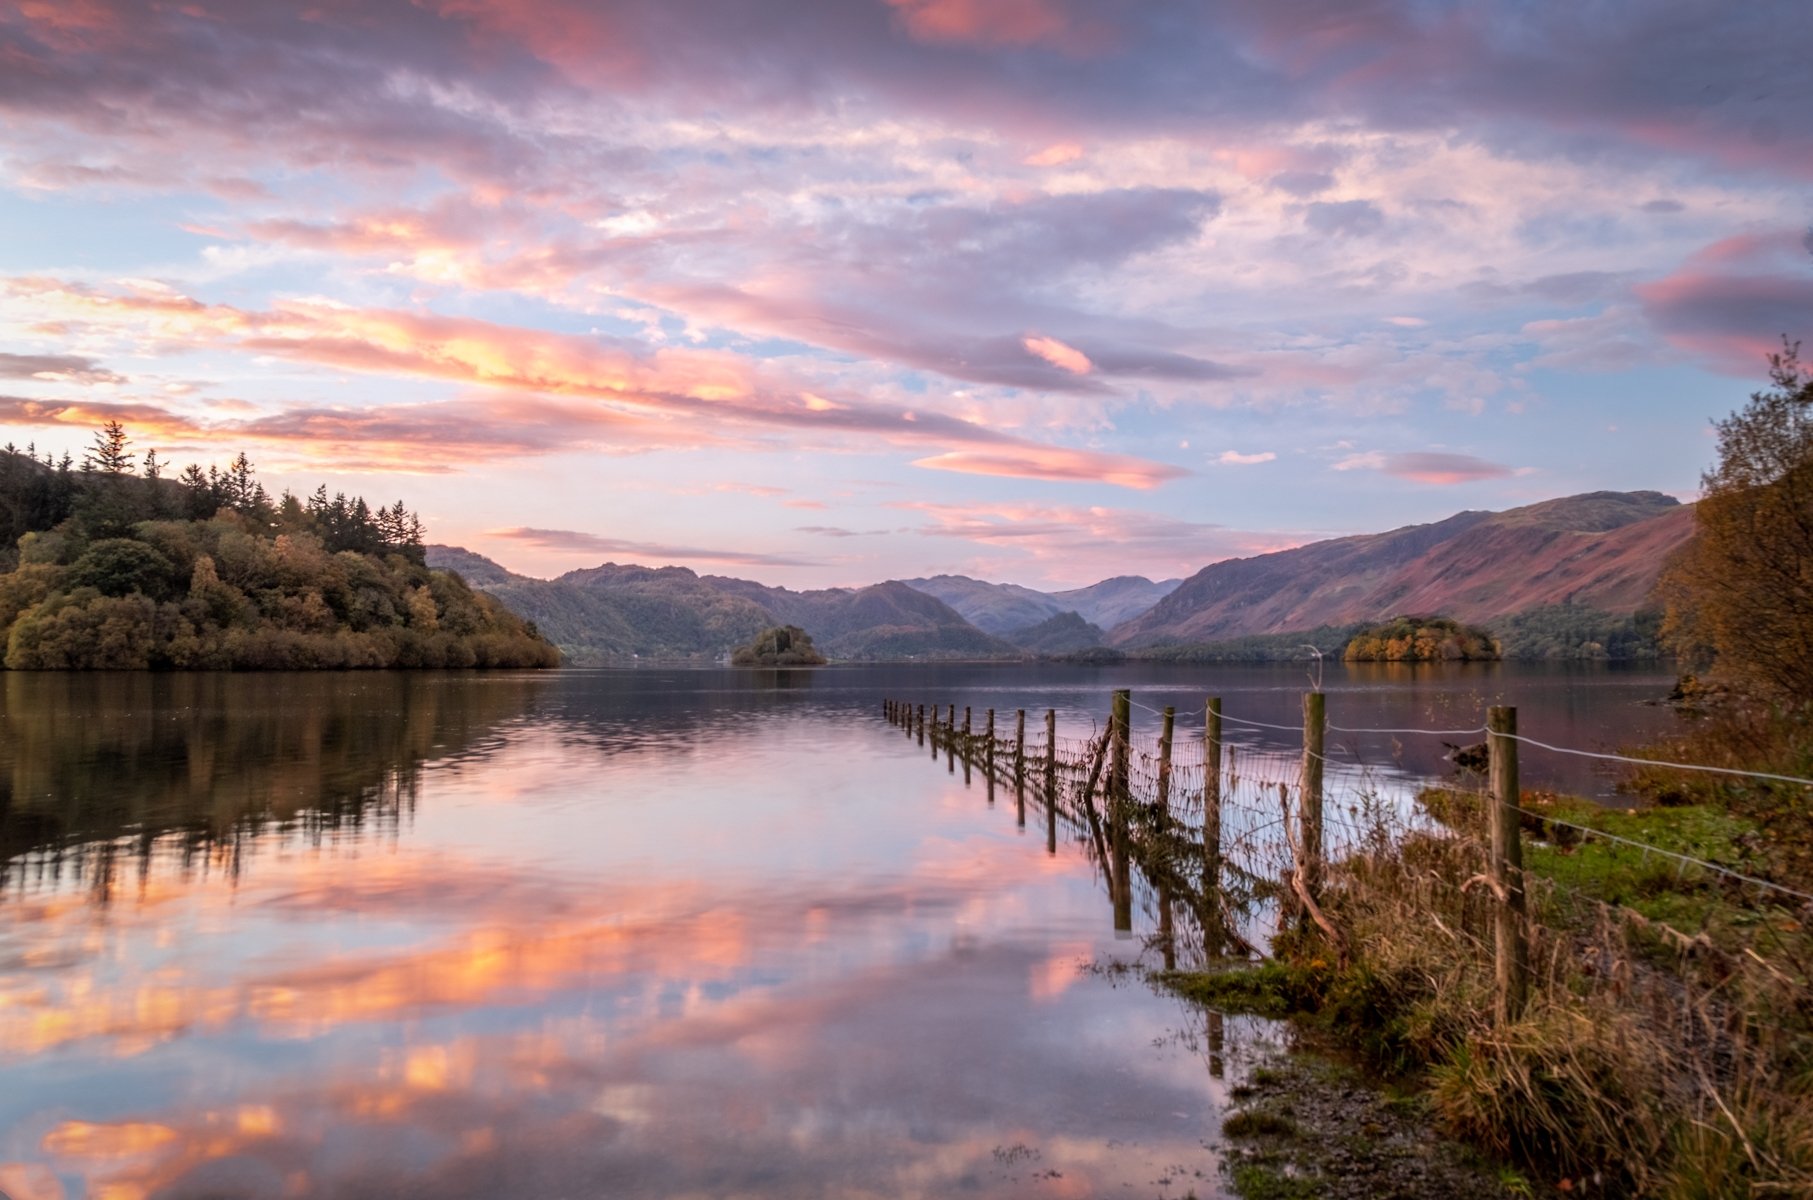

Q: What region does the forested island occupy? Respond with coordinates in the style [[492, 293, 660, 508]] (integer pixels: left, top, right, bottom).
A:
[[0, 424, 559, 669], [1341, 615, 1501, 662], [730, 625, 827, 666]]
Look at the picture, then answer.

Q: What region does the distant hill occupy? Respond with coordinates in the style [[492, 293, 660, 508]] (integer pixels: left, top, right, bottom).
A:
[[1052, 575, 1182, 629], [900, 574, 1068, 634], [1112, 491, 1692, 648], [902, 573, 1179, 633], [701, 576, 1021, 660], [427, 549, 1022, 663], [1006, 610, 1106, 654]]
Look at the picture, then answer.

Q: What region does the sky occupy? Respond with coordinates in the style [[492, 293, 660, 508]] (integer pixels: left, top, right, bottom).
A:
[[0, 0, 1808, 590]]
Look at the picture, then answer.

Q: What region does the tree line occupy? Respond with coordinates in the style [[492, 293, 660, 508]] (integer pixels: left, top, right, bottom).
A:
[[0, 421, 425, 569], [0, 422, 558, 670]]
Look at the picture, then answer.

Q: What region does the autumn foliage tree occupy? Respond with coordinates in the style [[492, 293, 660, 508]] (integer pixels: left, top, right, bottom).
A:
[[1661, 342, 1813, 703]]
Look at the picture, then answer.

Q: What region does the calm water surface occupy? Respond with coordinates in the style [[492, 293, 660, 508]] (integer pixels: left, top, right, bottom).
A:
[[0, 664, 1679, 1199]]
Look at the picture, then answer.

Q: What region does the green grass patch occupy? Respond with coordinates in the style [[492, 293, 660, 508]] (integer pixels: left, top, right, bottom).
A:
[[1228, 1162, 1322, 1200], [1154, 962, 1331, 1019]]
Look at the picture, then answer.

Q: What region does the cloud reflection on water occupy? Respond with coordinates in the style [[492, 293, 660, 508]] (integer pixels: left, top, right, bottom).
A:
[[0, 673, 1247, 1198]]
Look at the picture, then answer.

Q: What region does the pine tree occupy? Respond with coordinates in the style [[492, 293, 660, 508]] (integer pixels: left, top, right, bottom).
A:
[[85, 421, 135, 475], [142, 449, 162, 480]]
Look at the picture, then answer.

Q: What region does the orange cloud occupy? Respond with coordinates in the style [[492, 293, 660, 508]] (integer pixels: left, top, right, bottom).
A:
[[1022, 334, 1093, 374], [1024, 141, 1084, 167], [3, 276, 1186, 487]]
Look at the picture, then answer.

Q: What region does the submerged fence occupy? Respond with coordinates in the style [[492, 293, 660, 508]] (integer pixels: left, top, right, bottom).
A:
[[880, 690, 1813, 1128]]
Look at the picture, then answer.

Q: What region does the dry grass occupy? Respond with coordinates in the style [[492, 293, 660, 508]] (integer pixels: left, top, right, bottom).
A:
[[1176, 785, 1813, 1195]]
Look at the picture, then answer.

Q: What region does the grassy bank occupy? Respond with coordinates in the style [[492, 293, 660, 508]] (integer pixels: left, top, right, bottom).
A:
[[1160, 783, 1813, 1196]]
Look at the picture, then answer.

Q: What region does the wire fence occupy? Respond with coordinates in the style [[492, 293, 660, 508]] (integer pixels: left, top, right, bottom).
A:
[[882, 691, 1813, 1129]]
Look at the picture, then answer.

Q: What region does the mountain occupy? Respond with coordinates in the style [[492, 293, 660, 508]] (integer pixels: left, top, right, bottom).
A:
[[702, 577, 1021, 660], [1051, 575, 1183, 629], [425, 548, 1022, 663], [1112, 491, 1693, 647], [900, 575, 1069, 634], [1006, 610, 1106, 654], [902, 573, 1179, 633]]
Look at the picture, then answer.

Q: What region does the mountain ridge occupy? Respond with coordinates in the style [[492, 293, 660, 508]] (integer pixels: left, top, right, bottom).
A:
[[1111, 490, 1690, 647], [427, 489, 1696, 663]]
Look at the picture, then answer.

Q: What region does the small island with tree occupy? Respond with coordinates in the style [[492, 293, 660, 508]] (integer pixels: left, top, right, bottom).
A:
[[730, 625, 827, 666], [1342, 615, 1500, 662]]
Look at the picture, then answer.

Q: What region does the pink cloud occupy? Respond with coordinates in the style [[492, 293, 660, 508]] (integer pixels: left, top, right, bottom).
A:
[[885, 0, 1071, 48], [1023, 141, 1083, 167], [1021, 334, 1093, 374], [2, 276, 1186, 487], [910, 448, 1186, 489], [1636, 236, 1813, 376]]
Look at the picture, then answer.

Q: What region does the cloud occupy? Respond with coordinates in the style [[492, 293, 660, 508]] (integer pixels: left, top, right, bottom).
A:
[[1636, 233, 1813, 374], [895, 498, 1312, 586], [1023, 141, 1084, 166], [1303, 199, 1385, 238], [1217, 450, 1275, 465], [1021, 334, 1093, 374], [1336, 450, 1515, 485], [910, 447, 1187, 489], [488, 527, 819, 568], [1269, 170, 1335, 197], [2, 275, 1188, 486], [0, 351, 124, 384]]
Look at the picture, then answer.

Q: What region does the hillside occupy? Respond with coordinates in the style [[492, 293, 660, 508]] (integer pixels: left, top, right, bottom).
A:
[[903, 572, 1179, 633], [1112, 491, 1692, 647], [900, 574, 1068, 634], [702, 577, 1022, 660], [1006, 610, 1107, 654], [1052, 575, 1182, 628], [428, 550, 1023, 663]]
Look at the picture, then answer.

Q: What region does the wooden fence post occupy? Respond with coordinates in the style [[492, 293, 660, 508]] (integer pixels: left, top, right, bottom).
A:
[[1300, 691, 1325, 902], [1489, 705, 1529, 1023], [1204, 696, 1222, 956], [1044, 709, 1057, 798], [1014, 709, 1026, 790], [1110, 689, 1132, 933], [985, 708, 995, 777], [1156, 705, 1175, 816], [916, 704, 925, 744]]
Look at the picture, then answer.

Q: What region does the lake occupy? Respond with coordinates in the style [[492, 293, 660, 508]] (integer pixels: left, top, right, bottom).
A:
[[0, 663, 1680, 1199]]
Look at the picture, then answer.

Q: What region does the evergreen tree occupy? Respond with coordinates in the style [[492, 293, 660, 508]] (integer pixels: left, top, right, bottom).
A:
[[85, 421, 135, 475]]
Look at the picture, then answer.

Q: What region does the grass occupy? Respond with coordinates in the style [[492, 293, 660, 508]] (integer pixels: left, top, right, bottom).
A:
[[1227, 1162, 1321, 1200], [1161, 783, 1813, 1196], [1222, 1109, 1300, 1138]]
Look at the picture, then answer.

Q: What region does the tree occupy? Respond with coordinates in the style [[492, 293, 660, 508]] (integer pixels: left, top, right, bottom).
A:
[[85, 421, 136, 475], [1661, 342, 1813, 702]]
